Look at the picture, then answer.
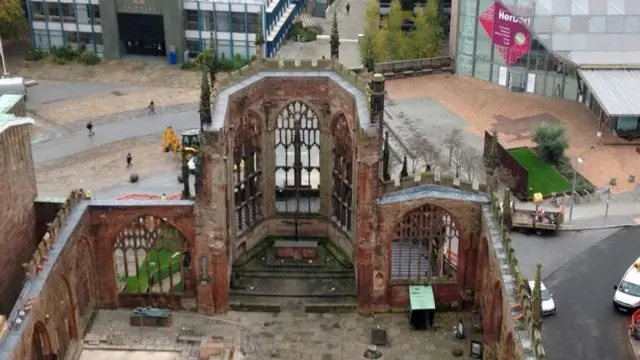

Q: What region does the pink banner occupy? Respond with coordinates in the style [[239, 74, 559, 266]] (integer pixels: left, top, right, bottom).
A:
[[479, 2, 531, 65]]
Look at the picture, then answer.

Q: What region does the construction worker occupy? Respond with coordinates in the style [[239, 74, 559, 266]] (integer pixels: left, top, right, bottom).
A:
[[84, 190, 92, 199], [161, 193, 167, 200]]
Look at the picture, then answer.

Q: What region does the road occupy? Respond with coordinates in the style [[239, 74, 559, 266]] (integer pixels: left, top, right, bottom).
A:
[[26, 81, 197, 199], [520, 227, 640, 360]]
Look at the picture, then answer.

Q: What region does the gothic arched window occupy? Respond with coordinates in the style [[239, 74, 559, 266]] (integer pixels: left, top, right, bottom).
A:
[[234, 114, 263, 232], [391, 204, 459, 280], [331, 114, 353, 231], [113, 216, 189, 293], [274, 101, 320, 213]]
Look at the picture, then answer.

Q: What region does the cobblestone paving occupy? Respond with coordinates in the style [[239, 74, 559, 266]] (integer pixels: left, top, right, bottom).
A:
[[386, 74, 638, 193], [34, 87, 199, 126], [36, 135, 179, 197], [87, 310, 477, 360]]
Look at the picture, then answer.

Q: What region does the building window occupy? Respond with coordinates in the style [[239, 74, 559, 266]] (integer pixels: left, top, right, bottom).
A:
[[391, 203, 459, 280], [31, 1, 45, 20], [60, 3, 75, 19], [246, 13, 258, 33], [231, 12, 246, 32], [234, 114, 263, 233], [90, 4, 101, 24], [216, 11, 230, 32], [331, 114, 353, 232], [113, 216, 190, 294], [33, 29, 48, 49], [274, 101, 321, 213], [78, 32, 94, 48], [186, 39, 201, 58], [49, 30, 64, 47], [46, 3, 59, 21], [200, 10, 215, 31], [65, 31, 78, 46], [184, 10, 198, 30]]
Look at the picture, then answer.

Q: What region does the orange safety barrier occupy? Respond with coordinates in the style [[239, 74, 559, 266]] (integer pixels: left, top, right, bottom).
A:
[[630, 309, 640, 340], [117, 193, 181, 200]]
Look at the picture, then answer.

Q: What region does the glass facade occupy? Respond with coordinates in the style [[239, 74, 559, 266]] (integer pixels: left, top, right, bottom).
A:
[[455, 0, 579, 100], [27, 1, 104, 56]]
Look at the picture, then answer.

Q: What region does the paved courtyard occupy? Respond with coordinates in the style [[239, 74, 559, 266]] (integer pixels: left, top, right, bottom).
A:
[[85, 309, 478, 360], [385, 74, 640, 194]]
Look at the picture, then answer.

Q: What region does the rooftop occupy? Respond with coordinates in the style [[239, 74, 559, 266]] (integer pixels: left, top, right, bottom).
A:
[[502, 0, 640, 66], [0, 94, 23, 114]]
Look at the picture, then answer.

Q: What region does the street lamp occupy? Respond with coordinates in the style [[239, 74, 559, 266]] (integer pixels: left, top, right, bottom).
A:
[[568, 156, 583, 221], [0, 36, 8, 77]]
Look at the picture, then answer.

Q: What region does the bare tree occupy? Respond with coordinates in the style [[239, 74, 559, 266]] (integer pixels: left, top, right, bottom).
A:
[[495, 165, 520, 190], [460, 147, 482, 183], [451, 146, 464, 179], [444, 129, 464, 166], [408, 133, 441, 173]]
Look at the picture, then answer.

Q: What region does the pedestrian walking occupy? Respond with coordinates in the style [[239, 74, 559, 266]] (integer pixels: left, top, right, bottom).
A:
[[346, 3, 350, 15], [86, 121, 94, 137], [126, 153, 133, 168], [148, 100, 155, 115]]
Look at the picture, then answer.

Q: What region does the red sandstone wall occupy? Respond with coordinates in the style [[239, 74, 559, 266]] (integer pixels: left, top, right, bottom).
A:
[[0, 124, 38, 315]]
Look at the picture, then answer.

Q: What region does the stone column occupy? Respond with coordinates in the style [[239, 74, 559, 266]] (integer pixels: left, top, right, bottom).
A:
[[319, 104, 333, 216], [195, 130, 229, 314], [97, 0, 120, 59], [369, 74, 385, 127], [262, 102, 276, 218]]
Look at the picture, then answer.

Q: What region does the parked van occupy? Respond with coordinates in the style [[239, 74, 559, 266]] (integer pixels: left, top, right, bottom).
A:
[[0, 77, 27, 100], [613, 257, 640, 312]]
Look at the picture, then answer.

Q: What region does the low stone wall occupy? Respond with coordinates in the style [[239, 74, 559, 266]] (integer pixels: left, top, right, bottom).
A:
[[373, 57, 454, 80]]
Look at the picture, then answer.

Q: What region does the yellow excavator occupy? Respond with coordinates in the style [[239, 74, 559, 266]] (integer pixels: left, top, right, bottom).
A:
[[163, 126, 200, 159]]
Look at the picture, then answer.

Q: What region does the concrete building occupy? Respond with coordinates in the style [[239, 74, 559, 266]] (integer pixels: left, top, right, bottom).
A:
[[25, 0, 305, 63], [450, 0, 640, 134]]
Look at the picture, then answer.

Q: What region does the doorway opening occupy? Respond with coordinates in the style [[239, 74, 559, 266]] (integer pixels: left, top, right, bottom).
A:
[[117, 13, 166, 56]]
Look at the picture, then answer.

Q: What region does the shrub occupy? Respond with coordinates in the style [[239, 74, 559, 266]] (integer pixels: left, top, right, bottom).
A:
[[51, 44, 80, 61], [181, 61, 199, 70], [531, 123, 568, 165], [217, 54, 249, 71], [78, 51, 101, 65], [288, 23, 317, 42], [25, 48, 47, 61]]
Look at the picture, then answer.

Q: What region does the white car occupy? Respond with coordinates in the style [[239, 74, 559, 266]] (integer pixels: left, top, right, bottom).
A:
[[613, 258, 640, 313], [529, 280, 556, 316]]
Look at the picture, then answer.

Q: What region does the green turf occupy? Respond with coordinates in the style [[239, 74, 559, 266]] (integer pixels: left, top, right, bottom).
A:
[[508, 147, 572, 197], [125, 238, 183, 293]]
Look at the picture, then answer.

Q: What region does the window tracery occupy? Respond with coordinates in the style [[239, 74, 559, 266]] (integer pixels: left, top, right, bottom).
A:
[[331, 114, 353, 231], [391, 204, 459, 280], [113, 216, 189, 294], [233, 114, 263, 232], [274, 101, 321, 213]]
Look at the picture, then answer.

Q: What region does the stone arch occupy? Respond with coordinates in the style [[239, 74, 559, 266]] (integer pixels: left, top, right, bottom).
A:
[[490, 280, 504, 343], [74, 236, 95, 320], [56, 275, 78, 359], [270, 100, 323, 131], [329, 111, 354, 136], [107, 212, 194, 252], [389, 202, 461, 280], [273, 100, 322, 213], [30, 321, 52, 360], [232, 112, 264, 234], [112, 215, 193, 295], [331, 112, 355, 232]]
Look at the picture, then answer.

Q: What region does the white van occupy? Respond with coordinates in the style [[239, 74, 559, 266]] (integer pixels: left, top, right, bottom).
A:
[[0, 77, 27, 100], [613, 257, 640, 312]]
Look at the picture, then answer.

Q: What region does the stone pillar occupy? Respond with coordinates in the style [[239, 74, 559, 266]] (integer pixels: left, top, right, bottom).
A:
[[319, 104, 333, 216], [369, 74, 385, 127], [262, 102, 276, 218], [354, 127, 383, 312], [97, 0, 120, 59], [195, 130, 229, 314]]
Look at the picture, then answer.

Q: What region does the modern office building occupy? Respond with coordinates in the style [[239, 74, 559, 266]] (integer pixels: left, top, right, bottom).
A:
[[450, 0, 640, 133], [25, 0, 305, 63]]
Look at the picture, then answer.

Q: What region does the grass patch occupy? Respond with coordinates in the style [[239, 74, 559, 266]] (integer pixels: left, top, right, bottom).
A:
[[509, 147, 572, 197], [288, 23, 318, 42]]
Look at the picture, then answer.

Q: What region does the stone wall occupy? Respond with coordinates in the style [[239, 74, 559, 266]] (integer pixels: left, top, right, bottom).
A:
[[0, 122, 38, 315]]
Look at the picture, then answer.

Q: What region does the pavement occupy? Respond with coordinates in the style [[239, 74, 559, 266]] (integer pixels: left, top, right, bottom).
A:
[[534, 227, 640, 360], [86, 309, 478, 360], [278, 0, 368, 69]]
